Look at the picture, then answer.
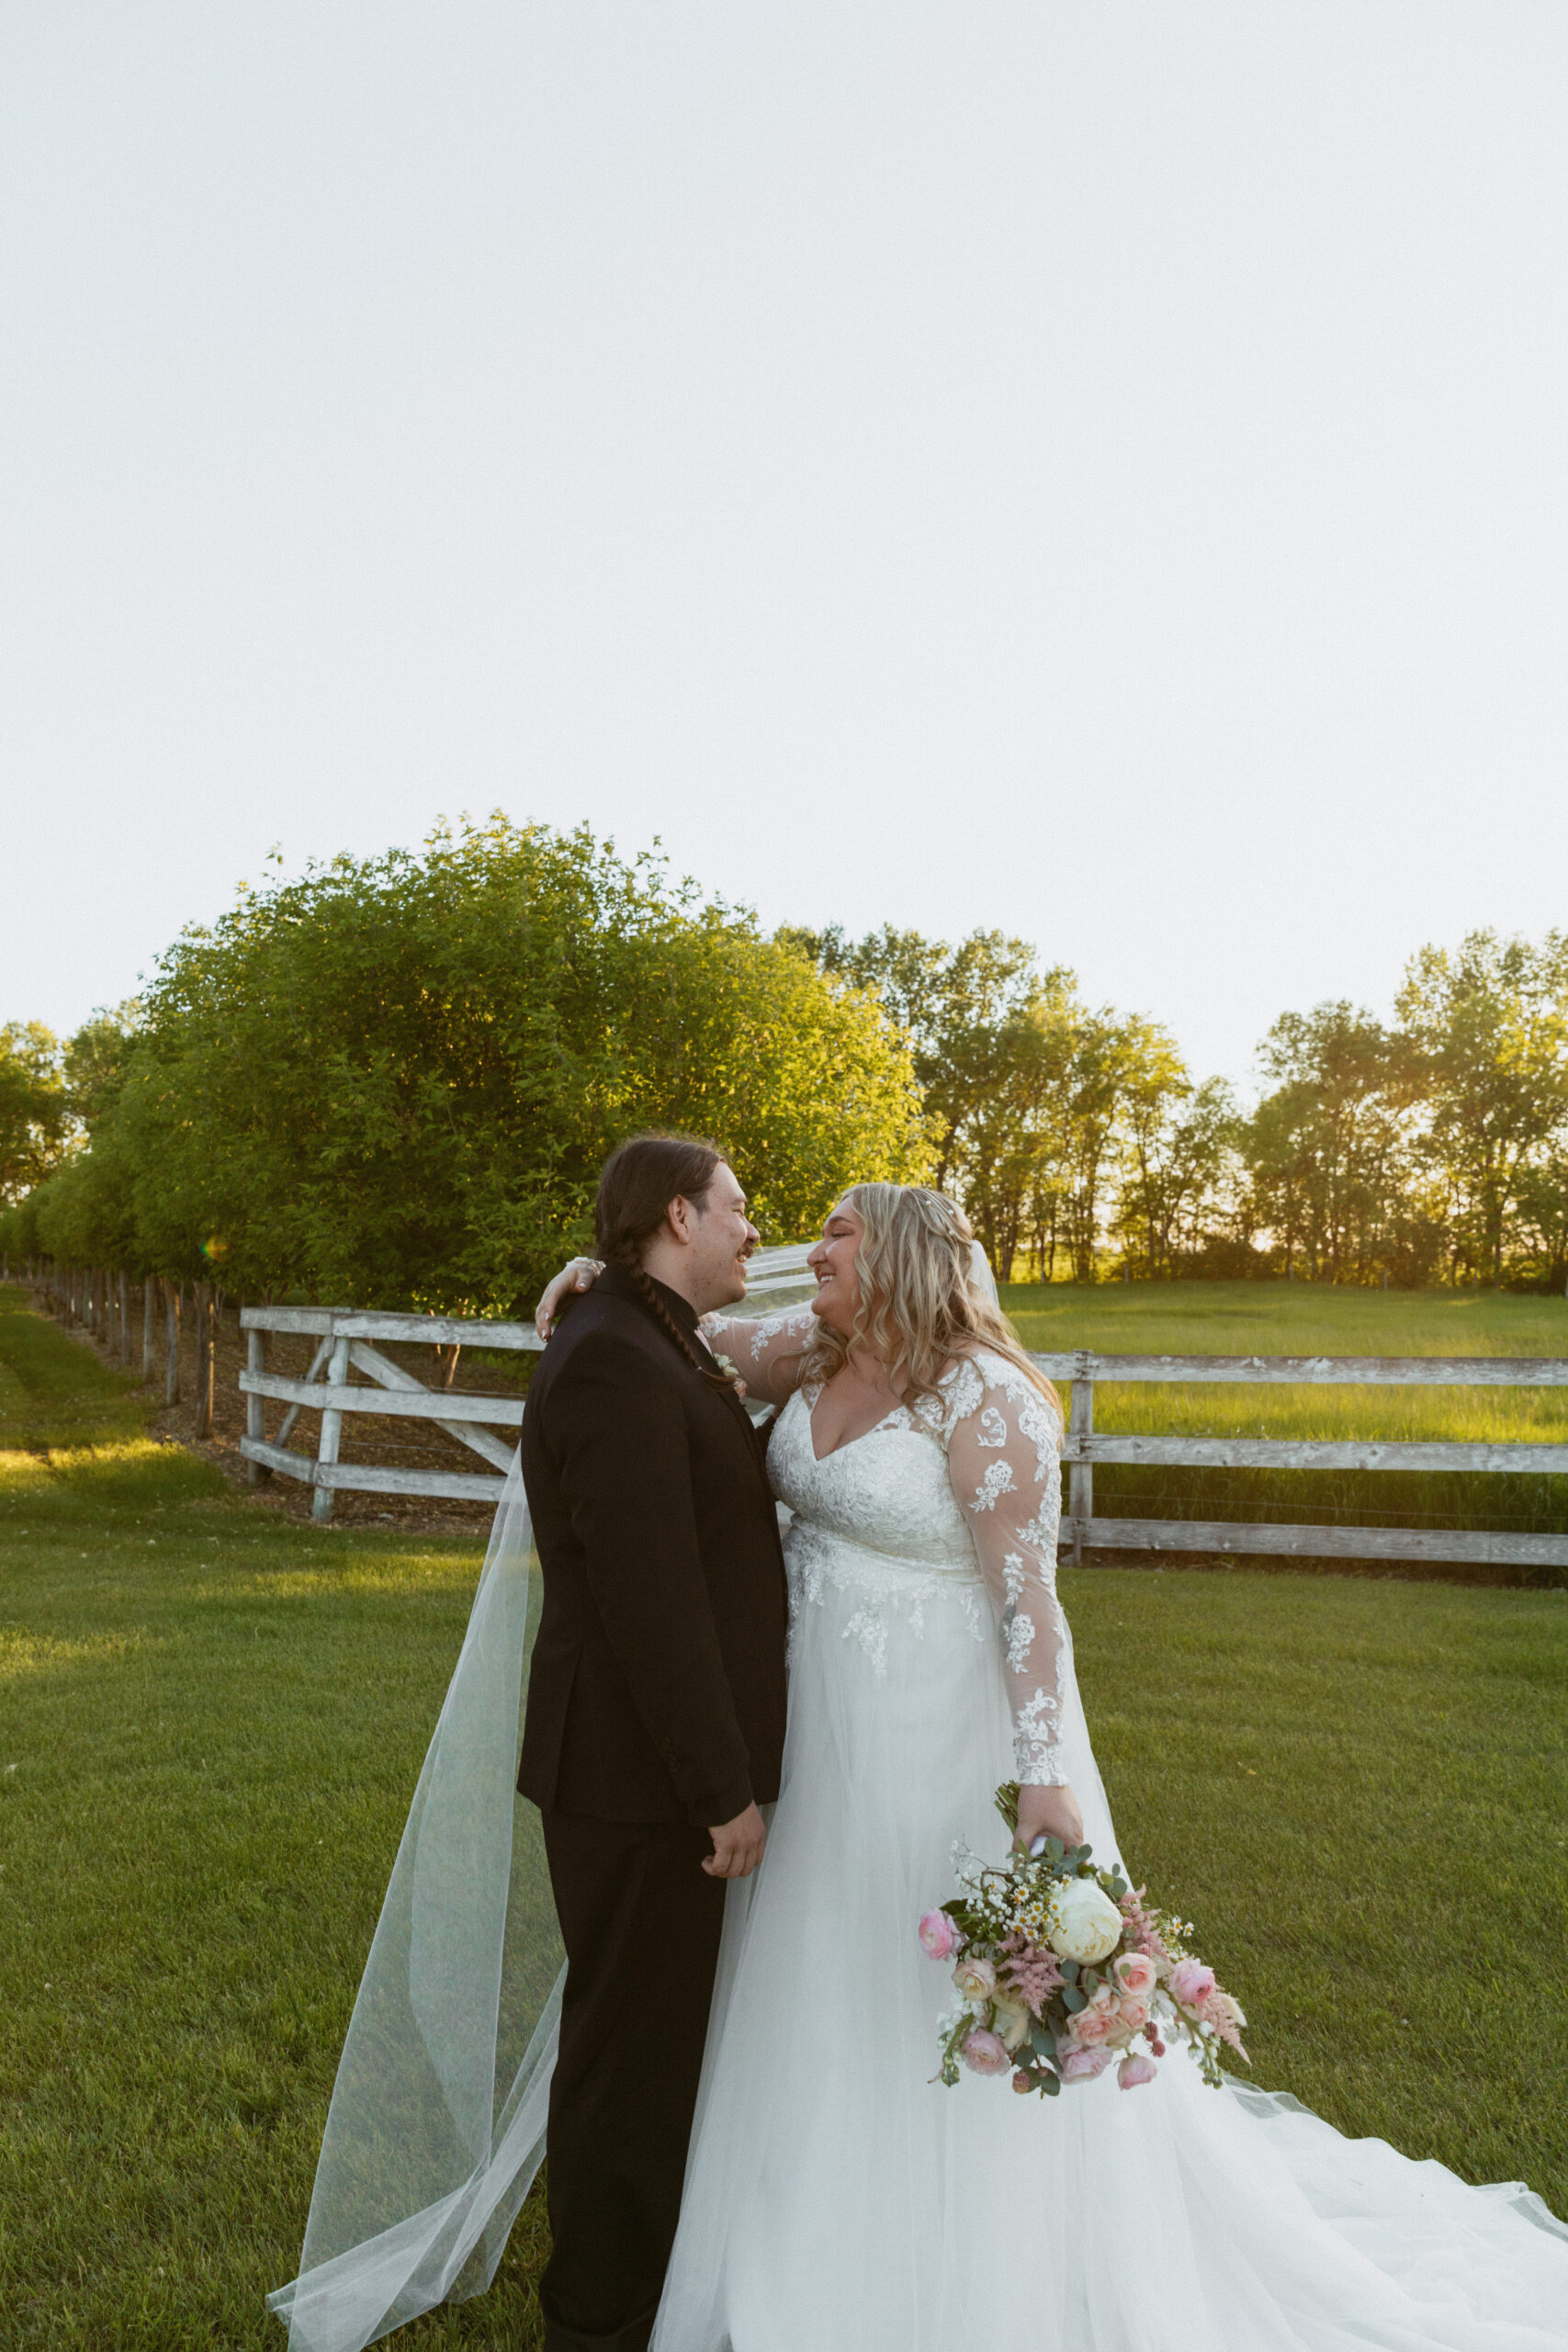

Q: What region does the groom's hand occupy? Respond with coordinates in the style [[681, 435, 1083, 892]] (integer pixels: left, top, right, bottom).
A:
[[704, 1802, 766, 1879]]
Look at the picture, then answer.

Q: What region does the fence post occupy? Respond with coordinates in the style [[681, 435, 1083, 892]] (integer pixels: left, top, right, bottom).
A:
[[194, 1282, 215, 1439], [1068, 1351, 1095, 1567], [312, 1328, 352, 1524], [165, 1283, 182, 1408], [246, 1328, 271, 1485]]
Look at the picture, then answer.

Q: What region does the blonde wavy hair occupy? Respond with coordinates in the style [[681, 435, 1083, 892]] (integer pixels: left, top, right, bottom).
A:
[[794, 1183, 1062, 1431]]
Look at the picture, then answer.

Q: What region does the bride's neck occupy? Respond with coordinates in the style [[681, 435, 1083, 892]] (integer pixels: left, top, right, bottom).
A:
[[841, 1337, 901, 1396]]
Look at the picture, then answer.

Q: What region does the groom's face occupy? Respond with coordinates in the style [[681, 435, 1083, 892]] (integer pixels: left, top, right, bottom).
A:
[[680, 1162, 760, 1314]]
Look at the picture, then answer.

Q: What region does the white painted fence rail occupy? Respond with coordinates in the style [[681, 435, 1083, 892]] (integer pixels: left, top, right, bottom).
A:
[[238, 1247, 818, 1521], [1035, 1350, 1568, 1571], [238, 1270, 1568, 1568]]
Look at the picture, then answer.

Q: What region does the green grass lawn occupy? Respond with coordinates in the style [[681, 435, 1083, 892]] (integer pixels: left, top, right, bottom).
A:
[[3, 1284, 1566, 2344], [998, 1282, 1568, 1555]]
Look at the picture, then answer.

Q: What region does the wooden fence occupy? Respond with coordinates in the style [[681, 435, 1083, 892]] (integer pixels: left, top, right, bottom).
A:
[[1040, 1350, 1568, 1571], [238, 1246, 819, 1521], [24, 1259, 222, 1423], [236, 1260, 1568, 1566]]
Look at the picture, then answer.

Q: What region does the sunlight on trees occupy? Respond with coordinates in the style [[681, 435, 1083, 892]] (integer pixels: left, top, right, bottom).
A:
[[784, 924, 1568, 1291], [6, 876, 1567, 1295], [0, 821, 928, 1309]]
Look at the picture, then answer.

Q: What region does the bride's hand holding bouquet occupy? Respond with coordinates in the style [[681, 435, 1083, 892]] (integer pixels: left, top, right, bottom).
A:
[[922, 1781, 1247, 2100]]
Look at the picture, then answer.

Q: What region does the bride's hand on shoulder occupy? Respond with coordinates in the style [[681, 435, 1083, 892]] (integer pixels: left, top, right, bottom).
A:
[[1015, 1781, 1084, 1854], [535, 1256, 604, 1340]]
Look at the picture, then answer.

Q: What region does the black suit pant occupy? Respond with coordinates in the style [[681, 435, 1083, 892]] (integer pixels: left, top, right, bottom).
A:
[[538, 1808, 727, 2352]]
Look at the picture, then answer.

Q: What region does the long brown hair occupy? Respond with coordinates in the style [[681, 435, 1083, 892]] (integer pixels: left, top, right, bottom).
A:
[[590, 1131, 735, 1392], [795, 1182, 1061, 1429]]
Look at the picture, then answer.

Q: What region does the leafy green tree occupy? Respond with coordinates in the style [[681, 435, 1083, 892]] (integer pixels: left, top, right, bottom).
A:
[[1512, 1153, 1568, 1294], [46, 819, 926, 1309], [1115, 1052, 1241, 1279], [1245, 1003, 1424, 1283], [0, 1023, 69, 1204], [780, 926, 1248, 1283], [953, 977, 1082, 1280], [776, 923, 1042, 1192], [1396, 931, 1568, 1284]]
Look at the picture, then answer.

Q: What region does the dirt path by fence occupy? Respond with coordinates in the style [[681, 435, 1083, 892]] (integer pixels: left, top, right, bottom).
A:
[[20, 1281, 518, 1533]]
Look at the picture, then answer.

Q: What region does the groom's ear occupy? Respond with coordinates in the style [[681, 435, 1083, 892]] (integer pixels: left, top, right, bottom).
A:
[[664, 1192, 700, 1246]]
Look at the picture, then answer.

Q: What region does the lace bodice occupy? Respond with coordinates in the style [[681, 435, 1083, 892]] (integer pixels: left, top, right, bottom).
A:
[[702, 1308, 1069, 1785]]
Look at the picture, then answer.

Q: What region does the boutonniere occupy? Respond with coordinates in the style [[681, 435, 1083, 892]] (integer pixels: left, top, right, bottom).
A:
[[712, 1352, 749, 1398]]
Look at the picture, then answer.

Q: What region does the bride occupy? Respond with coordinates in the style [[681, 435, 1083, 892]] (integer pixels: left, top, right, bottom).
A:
[[544, 1181, 1567, 2351], [273, 1180, 1568, 2352]]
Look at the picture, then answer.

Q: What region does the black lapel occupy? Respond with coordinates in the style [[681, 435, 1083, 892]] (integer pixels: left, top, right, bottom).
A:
[[599, 1267, 775, 1501]]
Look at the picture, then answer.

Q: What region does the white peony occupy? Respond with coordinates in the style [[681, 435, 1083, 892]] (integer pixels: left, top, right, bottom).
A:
[[1044, 1876, 1124, 1966]]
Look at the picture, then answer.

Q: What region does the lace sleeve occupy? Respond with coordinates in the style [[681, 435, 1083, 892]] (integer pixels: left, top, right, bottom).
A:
[[697, 1305, 818, 1405], [943, 1353, 1068, 1788]]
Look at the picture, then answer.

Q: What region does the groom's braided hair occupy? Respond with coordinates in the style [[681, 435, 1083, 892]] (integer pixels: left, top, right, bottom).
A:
[[593, 1131, 737, 1393]]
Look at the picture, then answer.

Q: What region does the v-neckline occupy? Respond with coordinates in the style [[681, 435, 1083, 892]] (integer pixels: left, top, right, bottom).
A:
[[806, 1385, 907, 1465]]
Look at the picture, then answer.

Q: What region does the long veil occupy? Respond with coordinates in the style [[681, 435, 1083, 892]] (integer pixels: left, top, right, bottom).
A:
[[268, 1453, 564, 2351]]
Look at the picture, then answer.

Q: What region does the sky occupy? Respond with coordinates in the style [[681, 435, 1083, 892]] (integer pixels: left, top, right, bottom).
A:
[[3, 0, 1565, 1095]]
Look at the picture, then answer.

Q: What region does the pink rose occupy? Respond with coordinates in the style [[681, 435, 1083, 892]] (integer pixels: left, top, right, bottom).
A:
[[1113, 1951, 1157, 1998], [1057, 2045, 1113, 2083], [953, 1954, 997, 2003], [1011, 2069, 1034, 2095], [1169, 1960, 1215, 2010], [1117, 2053, 1157, 2091], [961, 2029, 1011, 2076], [1205, 1990, 1249, 2059], [1067, 2005, 1115, 2046], [1116, 1995, 1151, 2032], [1086, 1982, 1118, 2014], [919, 1909, 957, 1961]]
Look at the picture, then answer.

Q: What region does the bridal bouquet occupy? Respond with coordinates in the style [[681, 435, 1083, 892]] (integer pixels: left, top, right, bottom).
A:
[[920, 1783, 1247, 2098]]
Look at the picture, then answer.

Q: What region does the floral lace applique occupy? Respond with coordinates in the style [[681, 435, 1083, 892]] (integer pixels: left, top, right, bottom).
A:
[[784, 1519, 985, 1679], [841, 1607, 889, 1677], [971, 1459, 1015, 1512], [745, 1305, 815, 1363], [945, 1352, 1068, 1787], [1013, 1688, 1067, 1786]]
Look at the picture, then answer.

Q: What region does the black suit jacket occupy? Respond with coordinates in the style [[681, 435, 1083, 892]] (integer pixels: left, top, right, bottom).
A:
[[516, 1266, 789, 1829]]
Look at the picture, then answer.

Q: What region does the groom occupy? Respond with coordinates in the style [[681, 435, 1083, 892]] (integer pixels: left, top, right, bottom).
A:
[[517, 1132, 790, 2352]]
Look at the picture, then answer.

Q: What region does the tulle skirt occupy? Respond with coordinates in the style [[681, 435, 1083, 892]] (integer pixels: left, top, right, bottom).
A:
[[649, 1560, 1568, 2351]]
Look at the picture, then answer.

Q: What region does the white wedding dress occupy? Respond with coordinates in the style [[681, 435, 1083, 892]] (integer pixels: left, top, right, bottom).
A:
[[649, 1314, 1568, 2352]]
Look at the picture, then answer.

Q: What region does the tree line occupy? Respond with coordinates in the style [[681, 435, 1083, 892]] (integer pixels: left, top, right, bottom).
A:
[[2, 817, 1565, 1301], [779, 922, 1568, 1292]]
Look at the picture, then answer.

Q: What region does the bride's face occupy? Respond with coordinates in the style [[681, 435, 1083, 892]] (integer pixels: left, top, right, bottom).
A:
[[807, 1201, 863, 1335]]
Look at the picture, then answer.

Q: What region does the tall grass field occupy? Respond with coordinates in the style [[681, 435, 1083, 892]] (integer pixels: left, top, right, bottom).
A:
[[2, 1281, 1566, 2345], [1002, 1281, 1568, 1563]]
